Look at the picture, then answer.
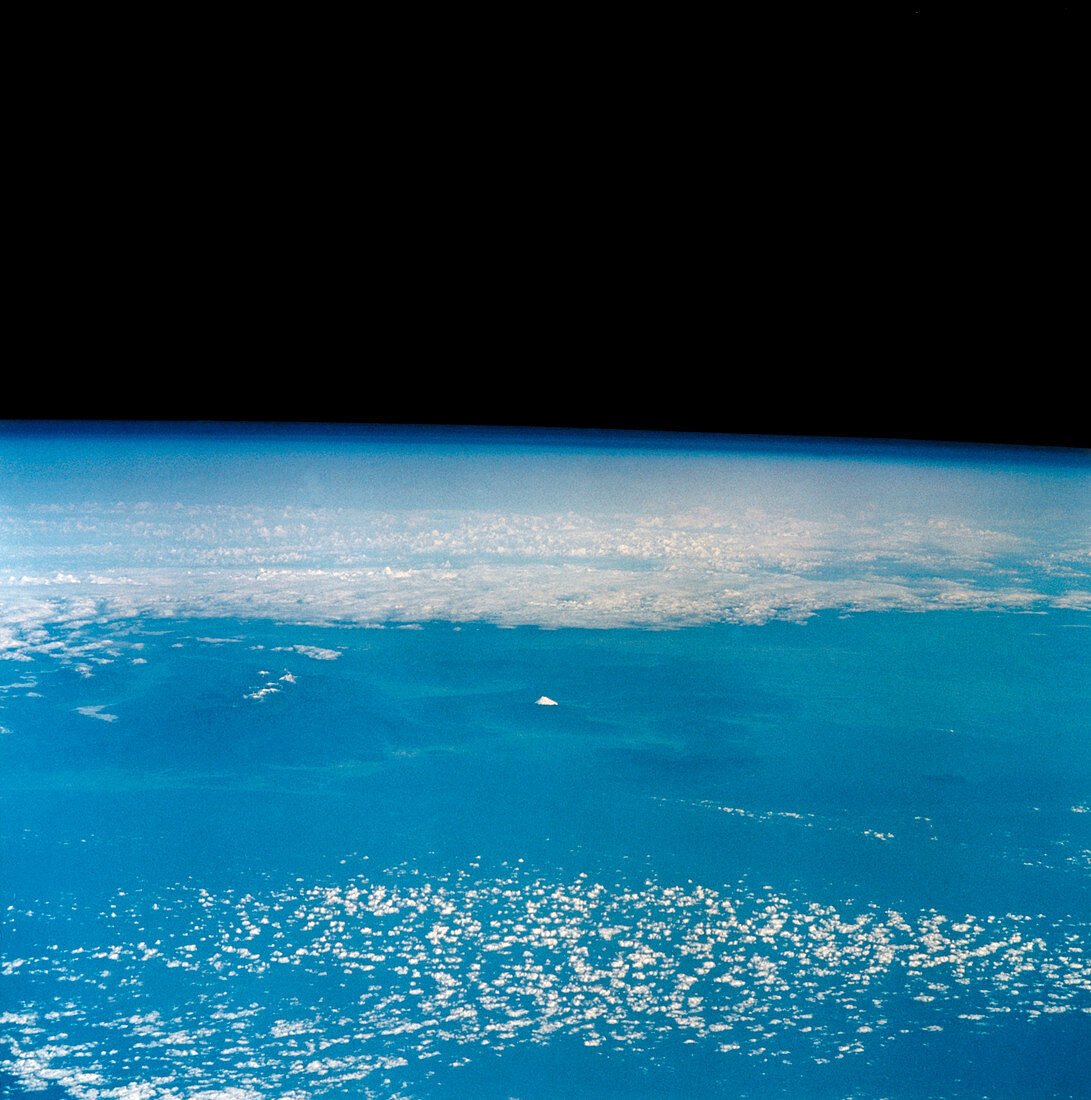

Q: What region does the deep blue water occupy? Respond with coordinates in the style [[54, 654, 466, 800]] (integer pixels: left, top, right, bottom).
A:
[[2, 610, 1090, 1098]]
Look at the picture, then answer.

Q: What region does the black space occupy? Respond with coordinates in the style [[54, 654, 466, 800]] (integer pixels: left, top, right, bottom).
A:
[[12, 8, 1082, 451]]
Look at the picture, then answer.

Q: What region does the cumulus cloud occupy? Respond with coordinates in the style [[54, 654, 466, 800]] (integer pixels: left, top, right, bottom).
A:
[[3, 860, 1088, 1095]]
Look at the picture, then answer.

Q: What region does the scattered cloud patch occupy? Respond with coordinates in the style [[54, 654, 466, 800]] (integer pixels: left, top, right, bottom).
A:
[[76, 705, 117, 722], [2, 861, 1088, 1095], [273, 644, 342, 661], [244, 685, 280, 702], [245, 667, 298, 702]]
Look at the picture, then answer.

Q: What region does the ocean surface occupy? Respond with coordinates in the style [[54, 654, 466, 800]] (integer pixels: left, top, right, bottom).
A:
[[2, 612, 1089, 1098], [1, 424, 1089, 1097]]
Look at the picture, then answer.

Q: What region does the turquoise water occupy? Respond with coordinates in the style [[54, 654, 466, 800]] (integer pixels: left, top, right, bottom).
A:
[[2, 610, 1089, 1098]]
